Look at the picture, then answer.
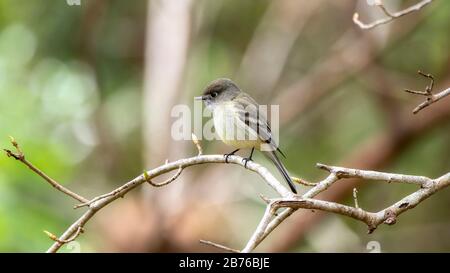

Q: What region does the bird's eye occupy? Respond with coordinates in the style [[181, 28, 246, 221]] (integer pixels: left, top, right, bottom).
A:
[[211, 92, 218, 98]]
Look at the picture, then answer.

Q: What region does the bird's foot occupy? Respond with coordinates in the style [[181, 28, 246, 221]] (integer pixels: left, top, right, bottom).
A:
[[224, 154, 232, 163], [242, 157, 253, 169], [242, 147, 255, 168], [224, 149, 240, 163]]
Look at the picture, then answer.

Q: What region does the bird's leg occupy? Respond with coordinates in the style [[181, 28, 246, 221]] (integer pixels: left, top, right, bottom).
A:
[[224, 149, 240, 163], [242, 148, 254, 169]]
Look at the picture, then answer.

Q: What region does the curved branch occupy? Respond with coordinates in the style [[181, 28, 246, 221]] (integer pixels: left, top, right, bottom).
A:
[[45, 154, 293, 253], [3, 137, 88, 203], [5, 138, 449, 253], [353, 0, 433, 30], [144, 166, 183, 187]]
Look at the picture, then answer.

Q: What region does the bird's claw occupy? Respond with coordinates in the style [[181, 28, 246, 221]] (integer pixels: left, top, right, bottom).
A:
[[224, 149, 240, 163], [242, 158, 252, 169], [224, 153, 233, 163]]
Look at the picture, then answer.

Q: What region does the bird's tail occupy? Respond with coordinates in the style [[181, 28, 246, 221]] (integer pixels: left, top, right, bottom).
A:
[[264, 150, 297, 194]]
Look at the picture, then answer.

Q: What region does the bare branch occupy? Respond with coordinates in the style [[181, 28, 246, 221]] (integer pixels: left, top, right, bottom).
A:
[[199, 240, 240, 253], [377, 2, 394, 18], [317, 163, 431, 186], [405, 71, 450, 114], [3, 137, 88, 203], [353, 0, 433, 30], [259, 194, 271, 204], [44, 227, 84, 244], [45, 153, 293, 253], [74, 191, 119, 209], [144, 166, 183, 187], [8, 137, 449, 253], [239, 164, 448, 252], [241, 205, 277, 253], [270, 167, 449, 234]]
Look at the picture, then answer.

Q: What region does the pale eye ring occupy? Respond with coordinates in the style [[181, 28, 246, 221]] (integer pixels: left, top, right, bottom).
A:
[[211, 92, 218, 98]]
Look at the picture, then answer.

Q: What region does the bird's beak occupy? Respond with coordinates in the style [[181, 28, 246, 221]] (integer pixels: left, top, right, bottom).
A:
[[194, 96, 205, 101]]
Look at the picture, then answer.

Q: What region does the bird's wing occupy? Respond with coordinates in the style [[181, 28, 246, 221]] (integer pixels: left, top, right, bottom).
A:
[[231, 92, 280, 151]]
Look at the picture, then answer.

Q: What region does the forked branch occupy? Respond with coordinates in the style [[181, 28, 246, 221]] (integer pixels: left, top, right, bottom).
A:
[[353, 0, 433, 30], [404, 71, 450, 114], [4, 136, 449, 253]]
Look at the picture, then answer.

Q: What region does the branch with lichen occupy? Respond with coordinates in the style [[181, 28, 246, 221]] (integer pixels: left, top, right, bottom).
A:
[[353, 0, 433, 30], [3, 136, 449, 253]]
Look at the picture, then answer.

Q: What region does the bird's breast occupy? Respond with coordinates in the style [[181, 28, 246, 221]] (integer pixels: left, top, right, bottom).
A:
[[213, 104, 261, 149]]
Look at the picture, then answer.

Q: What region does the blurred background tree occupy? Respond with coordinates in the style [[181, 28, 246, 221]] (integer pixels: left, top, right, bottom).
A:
[[0, 0, 449, 252]]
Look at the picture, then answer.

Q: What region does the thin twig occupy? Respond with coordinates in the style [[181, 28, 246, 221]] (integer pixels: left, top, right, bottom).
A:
[[353, 0, 433, 30], [44, 226, 84, 244], [3, 137, 88, 203], [353, 188, 360, 209], [317, 163, 430, 186], [199, 240, 240, 253], [259, 194, 271, 204], [404, 71, 450, 114], [144, 166, 183, 187], [74, 192, 116, 209], [377, 2, 394, 18], [292, 176, 317, 187], [75, 166, 185, 209]]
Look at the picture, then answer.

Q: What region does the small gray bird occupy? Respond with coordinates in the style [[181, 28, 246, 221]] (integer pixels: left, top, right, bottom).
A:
[[195, 78, 297, 193]]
